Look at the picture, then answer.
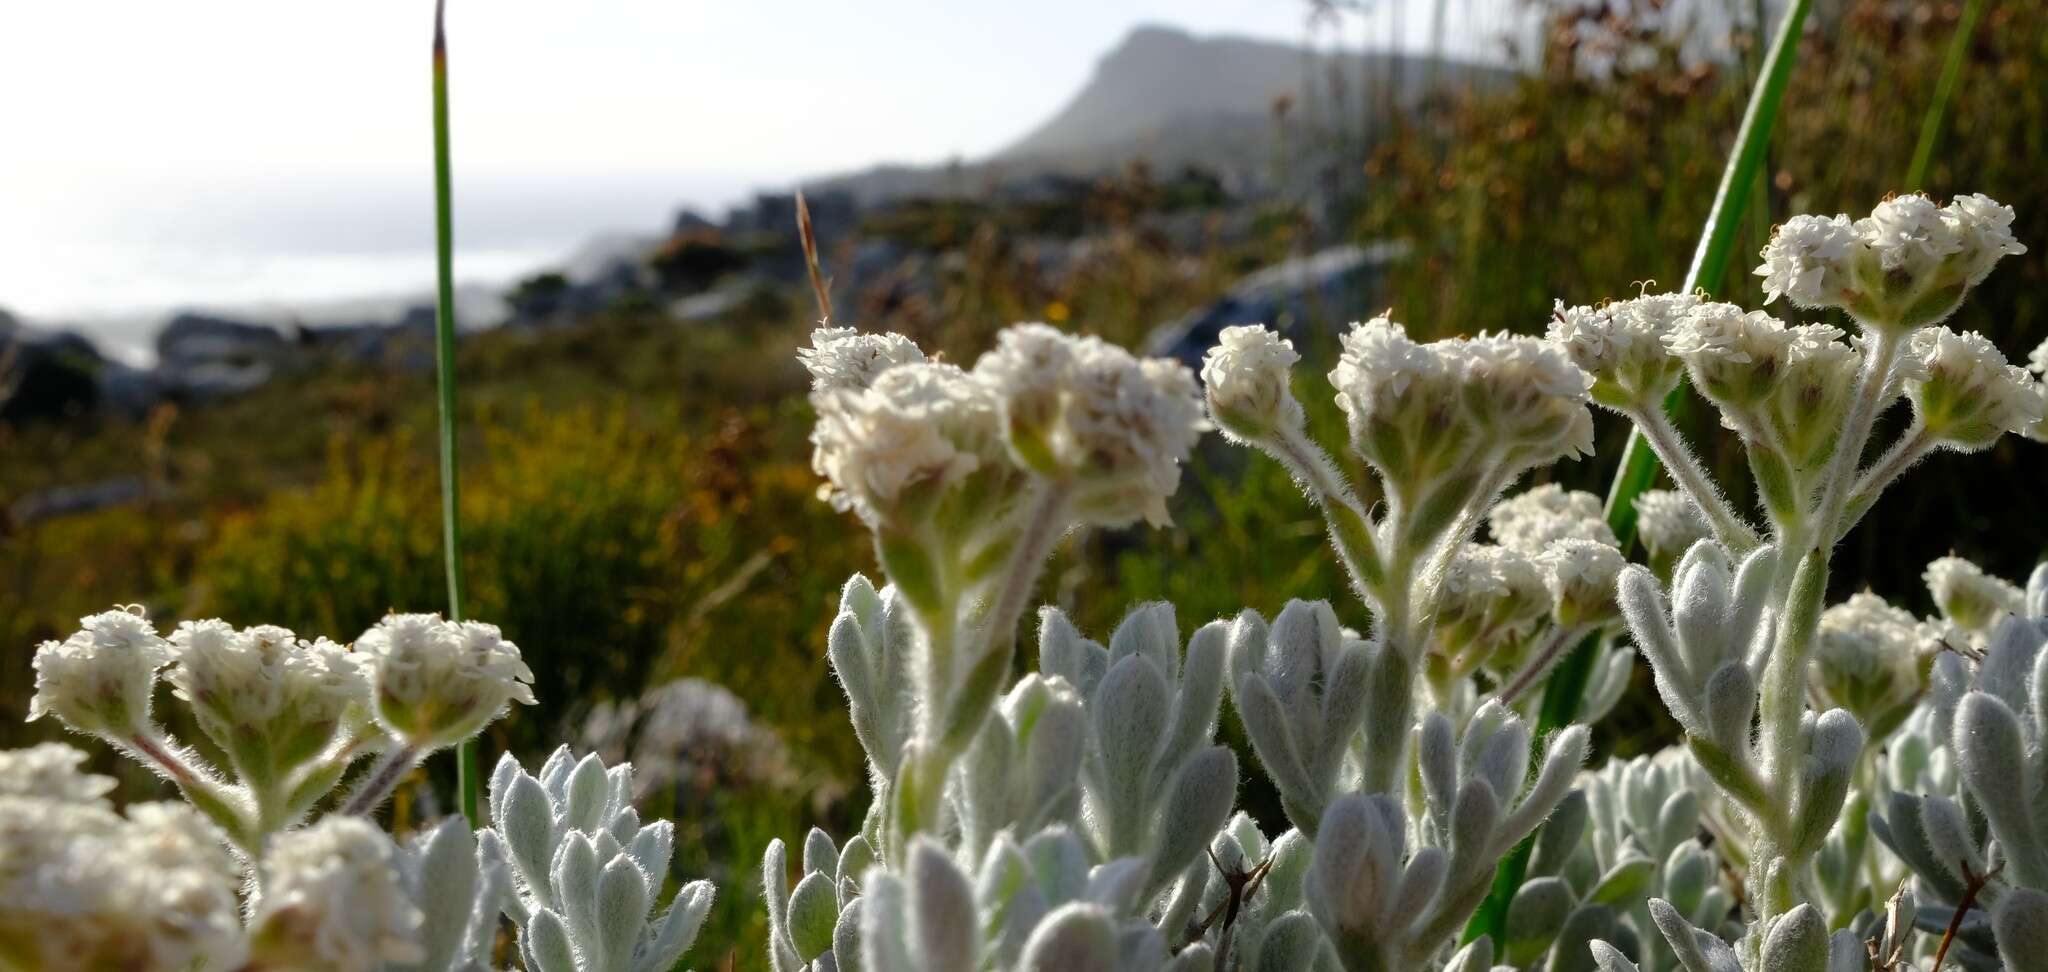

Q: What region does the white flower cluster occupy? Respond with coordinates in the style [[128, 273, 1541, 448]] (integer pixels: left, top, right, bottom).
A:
[[1201, 323, 1303, 440], [811, 324, 1206, 531], [809, 360, 1006, 525], [9, 603, 713, 972], [1489, 483, 1617, 553], [798, 326, 928, 393], [1900, 326, 2045, 449], [1329, 316, 1595, 484], [1756, 192, 2026, 329], [1662, 302, 1798, 410], [0, 743, 244, 972], [976, 322, 1208, 526], [251, 817, 425, 971], [1810, 592, 1932, 729], [1631, 490, 1709, 566], [1547, 292, 1697, 408], [357, 613, 536, 751], [28, 607, 172, 738], [1755, 213, 1857, 307], [1925, 554, 2025, 633]]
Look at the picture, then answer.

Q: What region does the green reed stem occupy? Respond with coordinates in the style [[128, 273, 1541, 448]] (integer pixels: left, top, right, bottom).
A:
[[430, 0, 478, 827], [1904, 0, 1985, 189], [1465, 0, 1814, 947]]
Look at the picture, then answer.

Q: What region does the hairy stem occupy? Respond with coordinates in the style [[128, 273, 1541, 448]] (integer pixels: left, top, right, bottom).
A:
[[1750, 548, 1830, 924], [128, 734, 256, 850], [1627, 403, 1760, 554], [1498, 624, 1591, 706], [1270, 426, 1385, 599], [340, 744, 424, 817], [1835, 422, 1936, 543], [1812, 329, 1902, 550], [971, 480, 1075, 699]]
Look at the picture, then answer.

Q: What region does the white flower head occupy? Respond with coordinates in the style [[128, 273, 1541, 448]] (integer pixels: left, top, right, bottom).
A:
[[1903, 327, 2044, 450], [1857, 193, 1965, 275], [1541, 538, 1627, 628], [2029, 337, 2048, 377], [29, 607, 172, 739], [1547, 293, 1692, 408], [1813, 592, 1930, 727], [0, 790, 244, 972], [1330, 314, 1446, 424], [252, 817, 423, 972], [798, 327, 927, 393], [1944, 193, 2027, 285], [166, 622, 369, 769], [1768, 323, 1864, 460], [356, 614, 535, 750], [1665, 302, 1796, 410], [975, 324, 1207, 527], [810, 361, 1004, 526], [1435, 545, 1550, 665], [1451, 333, 1596, 464], [1924, 555, 2024, 633], [1488, 483, 1616, 555], [1202, 324, 1303, 439], [1632, 490, 1709, 559], [1756, 213, 1859, 307], [0, 743, 116, 804]]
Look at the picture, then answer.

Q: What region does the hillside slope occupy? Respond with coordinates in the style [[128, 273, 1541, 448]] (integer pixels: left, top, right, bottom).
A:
[[818, 25, 1512, 202]]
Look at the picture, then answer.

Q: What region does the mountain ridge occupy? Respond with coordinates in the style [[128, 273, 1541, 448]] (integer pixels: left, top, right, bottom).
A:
[[814, 24, 1514, 202]]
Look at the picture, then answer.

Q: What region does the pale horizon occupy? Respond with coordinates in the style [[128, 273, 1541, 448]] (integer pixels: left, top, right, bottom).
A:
[[1, 0, 1526, 350]]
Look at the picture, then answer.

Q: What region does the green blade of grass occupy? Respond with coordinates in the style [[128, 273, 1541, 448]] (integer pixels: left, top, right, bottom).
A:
[[1463, 0, 1815, 946], [1904, 0, 1986, 189], [430, 0, 479, 827]]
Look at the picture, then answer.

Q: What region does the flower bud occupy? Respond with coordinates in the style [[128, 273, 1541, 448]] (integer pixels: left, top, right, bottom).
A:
[[1488, 483, 1617, 555], [1433, 545, 1550, 675], [1201, 324, 1303, 441], [28, 607, 172, 739], [1632, 491, 1708, 575], [356, 614, 535, 751], [1901, 327, 2042, 451], [250, 816, 424, 972], [165, 621, 370, 780], [1452, 333, 1596, 467], [974, 324, 1207, 527], [1664, 302, 1795, 415], [1547, 293, 1694, 409], [1756, 213, 1859, 308], [799, 327, 927, 393], [1924, 556, 2024, 633], [1329, 315, 1473, 488], [1767, 324, 1861, 467], [1947, 193, 2029, 285], [1541, 538, 1627, 629], [1811, 593, 1927, 736], [810, 360, 1011, 528]]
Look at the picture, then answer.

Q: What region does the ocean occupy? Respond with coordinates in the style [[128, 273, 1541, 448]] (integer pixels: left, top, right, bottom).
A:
[[0, 169, 766, 364]]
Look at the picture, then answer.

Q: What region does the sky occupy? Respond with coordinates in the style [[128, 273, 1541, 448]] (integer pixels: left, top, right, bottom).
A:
[[0, 0, 1517, 347]]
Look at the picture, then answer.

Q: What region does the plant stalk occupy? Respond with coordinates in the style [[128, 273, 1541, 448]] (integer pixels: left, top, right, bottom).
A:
[[1905, 0, 1987, 189], [428, 0, 478, 827]]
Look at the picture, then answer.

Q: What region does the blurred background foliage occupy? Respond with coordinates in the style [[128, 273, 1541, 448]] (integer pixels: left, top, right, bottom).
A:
[[4, 0, 2047, 964]]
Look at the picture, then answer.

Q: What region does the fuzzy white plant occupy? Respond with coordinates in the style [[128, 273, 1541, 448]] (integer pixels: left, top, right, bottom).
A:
[[1581, 192, 2039, 972], [11, 608, 714, 972], [780, 319, 1600, 972]]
